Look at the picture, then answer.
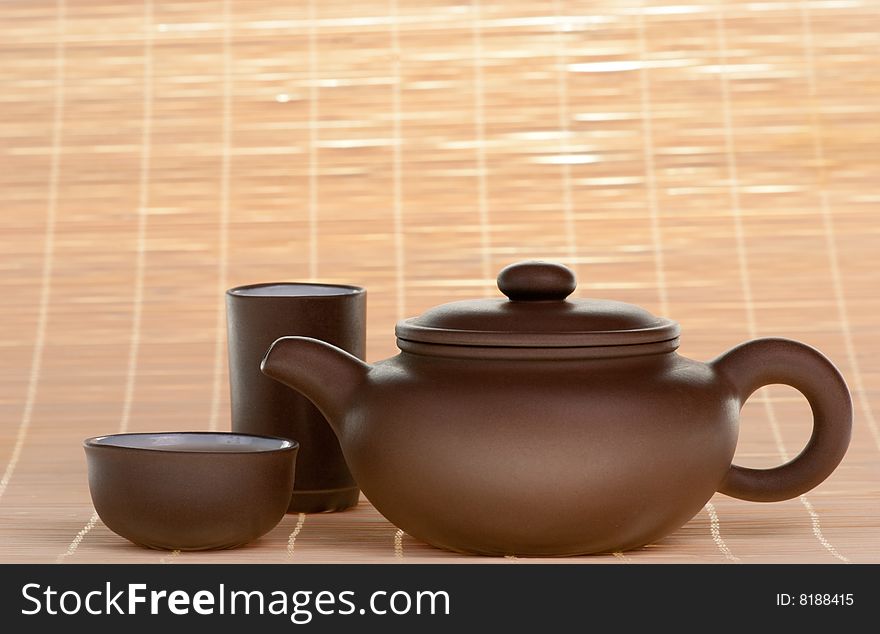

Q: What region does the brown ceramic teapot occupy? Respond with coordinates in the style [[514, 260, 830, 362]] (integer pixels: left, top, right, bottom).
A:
[[261, 261, 852, 556]]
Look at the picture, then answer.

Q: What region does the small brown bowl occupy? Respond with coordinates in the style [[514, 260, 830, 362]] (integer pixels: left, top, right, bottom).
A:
[[84, 432, 298, 551]]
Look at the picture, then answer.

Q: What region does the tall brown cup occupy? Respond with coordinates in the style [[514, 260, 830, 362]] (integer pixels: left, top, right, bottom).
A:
[[226, 282, 365, 513]]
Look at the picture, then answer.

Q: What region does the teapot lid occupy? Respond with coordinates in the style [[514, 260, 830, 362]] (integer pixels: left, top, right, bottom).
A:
[[395, 260, 679, 348]]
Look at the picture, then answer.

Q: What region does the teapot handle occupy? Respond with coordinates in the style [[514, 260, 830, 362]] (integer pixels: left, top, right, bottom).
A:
[[711, 338, 852, 502]]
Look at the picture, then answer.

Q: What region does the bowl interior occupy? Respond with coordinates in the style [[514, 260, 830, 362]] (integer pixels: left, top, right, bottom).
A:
[[87, 432, 295, 453]]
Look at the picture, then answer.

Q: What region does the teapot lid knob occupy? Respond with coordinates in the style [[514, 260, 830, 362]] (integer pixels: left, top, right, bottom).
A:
[[497, 261, 576, 301]]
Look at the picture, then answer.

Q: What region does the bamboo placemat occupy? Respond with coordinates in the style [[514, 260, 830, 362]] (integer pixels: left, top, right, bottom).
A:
[[0, 0, 878, 564]]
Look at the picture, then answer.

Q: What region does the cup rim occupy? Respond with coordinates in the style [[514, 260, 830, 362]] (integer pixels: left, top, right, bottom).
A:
[[83, 431, 299, 455], [227, 282, 364, 298]]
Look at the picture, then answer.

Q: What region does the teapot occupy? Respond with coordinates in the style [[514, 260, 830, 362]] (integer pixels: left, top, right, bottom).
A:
[[261, 261, 851, 556]]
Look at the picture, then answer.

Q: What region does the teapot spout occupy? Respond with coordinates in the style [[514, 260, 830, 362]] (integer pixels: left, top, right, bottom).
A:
[[260, 336, 371, 435]]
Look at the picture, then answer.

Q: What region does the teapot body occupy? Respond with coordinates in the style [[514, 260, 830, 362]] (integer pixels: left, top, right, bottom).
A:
[[261, 262, 852, 556], [342, 350, 738, 556]]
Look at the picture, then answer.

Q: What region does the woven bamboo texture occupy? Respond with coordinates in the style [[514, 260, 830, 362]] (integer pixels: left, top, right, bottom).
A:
[[0, 0, 878, 563]]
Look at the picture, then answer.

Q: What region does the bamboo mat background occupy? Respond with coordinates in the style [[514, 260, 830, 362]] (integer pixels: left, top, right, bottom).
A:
[[1, 0, 878, 564]]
